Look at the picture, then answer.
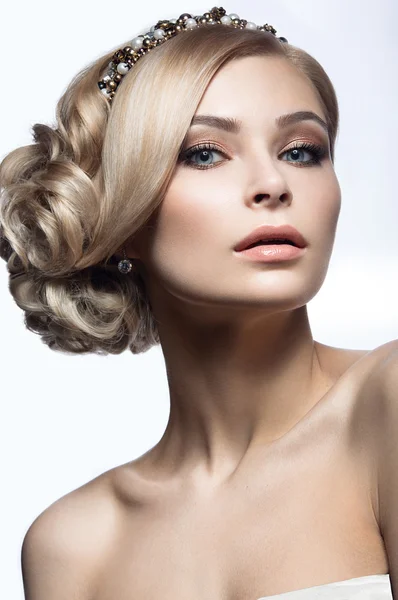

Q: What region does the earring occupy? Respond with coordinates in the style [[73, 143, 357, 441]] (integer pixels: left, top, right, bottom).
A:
[[117, 247, 134, 274]]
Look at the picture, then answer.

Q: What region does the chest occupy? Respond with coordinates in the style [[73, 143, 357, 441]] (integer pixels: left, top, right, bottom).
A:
[[94, 438, 387, 600]]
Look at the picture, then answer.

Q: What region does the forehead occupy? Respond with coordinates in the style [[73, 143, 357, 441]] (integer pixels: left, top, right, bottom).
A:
[[196, 55, 324, 125]]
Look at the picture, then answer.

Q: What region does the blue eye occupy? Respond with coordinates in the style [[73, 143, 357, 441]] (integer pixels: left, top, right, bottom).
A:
[[179, 143, 225, 169], [282, 143, 327, 165], [179, 141, 327, 170]]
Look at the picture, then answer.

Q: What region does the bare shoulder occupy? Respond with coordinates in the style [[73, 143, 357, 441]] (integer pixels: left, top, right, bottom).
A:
[[22, 470, 120, 599], [346, 338, 398, 426], [363, 337, 398, 460], [367, 338, 398, 369], [367, 342, 398, 593], [366, 338, 398, 389], [316, 338, 397, 380], [344, 339, 398, 518], [354, 338, 398, 403]]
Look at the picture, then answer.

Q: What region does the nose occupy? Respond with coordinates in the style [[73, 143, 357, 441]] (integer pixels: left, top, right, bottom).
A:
[[252, 190, 291, 205], [242, 152, 293, 209]]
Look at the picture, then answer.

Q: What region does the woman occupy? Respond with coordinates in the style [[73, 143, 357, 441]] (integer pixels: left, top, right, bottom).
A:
[[0, 6, 396, 600]]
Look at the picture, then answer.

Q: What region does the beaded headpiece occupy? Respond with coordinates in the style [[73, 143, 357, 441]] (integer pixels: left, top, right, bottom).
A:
[[98, 6, 288, 104]]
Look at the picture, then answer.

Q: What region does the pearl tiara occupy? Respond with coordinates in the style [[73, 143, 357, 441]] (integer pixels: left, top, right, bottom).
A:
[[98, 6, 288, 103]]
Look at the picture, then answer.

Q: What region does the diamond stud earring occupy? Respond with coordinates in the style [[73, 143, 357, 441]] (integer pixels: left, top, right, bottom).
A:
[[117, 247, 134, 274]]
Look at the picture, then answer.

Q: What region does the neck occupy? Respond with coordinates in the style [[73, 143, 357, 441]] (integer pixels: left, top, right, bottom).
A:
[[142, 298, 333, 489]]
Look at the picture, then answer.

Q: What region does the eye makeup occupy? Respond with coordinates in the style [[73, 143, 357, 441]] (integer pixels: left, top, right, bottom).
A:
[[178, 139, 329, 170]]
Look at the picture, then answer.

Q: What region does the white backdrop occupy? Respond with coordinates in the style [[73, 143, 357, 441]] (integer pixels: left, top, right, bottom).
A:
[[1, 1, 397, 597]]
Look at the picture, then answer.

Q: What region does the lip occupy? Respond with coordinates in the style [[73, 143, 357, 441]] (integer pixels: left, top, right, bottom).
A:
[[234, 224, 307, 252], [235, 244, 306, 263]]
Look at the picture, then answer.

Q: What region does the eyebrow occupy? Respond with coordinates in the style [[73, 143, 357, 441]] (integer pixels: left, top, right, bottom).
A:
[[190, 110, 329, 135]]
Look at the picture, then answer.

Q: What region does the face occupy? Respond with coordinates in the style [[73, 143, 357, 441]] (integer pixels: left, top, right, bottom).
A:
[[130, 56, 341, 318]]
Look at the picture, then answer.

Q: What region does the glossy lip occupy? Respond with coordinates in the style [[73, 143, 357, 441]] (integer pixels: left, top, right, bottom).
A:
[[234, 224, 307, 252], [235, 244, 306, 263]]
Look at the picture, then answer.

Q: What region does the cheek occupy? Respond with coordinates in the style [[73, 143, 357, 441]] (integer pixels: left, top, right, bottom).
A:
[[150, 176, 232, 263], [322, 173, 341, 236], [302, 170, 341, 246]]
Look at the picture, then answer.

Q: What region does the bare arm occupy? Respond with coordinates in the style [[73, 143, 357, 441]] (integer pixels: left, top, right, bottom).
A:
[[21, 476, 118, 599], [21, 514, 94, 599]]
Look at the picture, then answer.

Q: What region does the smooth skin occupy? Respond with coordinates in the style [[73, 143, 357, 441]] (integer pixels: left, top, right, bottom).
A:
[[123, 54, 345, 484], [21, 56, 397, 600]]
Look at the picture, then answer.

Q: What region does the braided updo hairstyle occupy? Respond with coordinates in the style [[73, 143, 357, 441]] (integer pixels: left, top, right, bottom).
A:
[[0, 24, 339, 355]]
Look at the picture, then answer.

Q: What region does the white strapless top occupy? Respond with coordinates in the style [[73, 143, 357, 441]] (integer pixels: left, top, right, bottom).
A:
[[256, 575, 392, 599]]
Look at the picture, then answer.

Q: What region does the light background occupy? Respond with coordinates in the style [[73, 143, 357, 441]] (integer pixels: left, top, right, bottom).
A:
[[0, 0, 397, 597]]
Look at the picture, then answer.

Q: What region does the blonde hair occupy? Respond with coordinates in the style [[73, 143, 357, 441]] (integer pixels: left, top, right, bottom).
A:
[[0, 25, 339, 355]]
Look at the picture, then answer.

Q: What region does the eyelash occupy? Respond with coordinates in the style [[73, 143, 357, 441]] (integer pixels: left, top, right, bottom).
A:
[[179, 141, 327, 170]]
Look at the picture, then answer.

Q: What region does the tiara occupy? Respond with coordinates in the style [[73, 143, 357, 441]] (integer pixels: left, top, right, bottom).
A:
[[98, 6, 288, 102]]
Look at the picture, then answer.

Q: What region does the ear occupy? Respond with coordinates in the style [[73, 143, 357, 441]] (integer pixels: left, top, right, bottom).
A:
[[375, 342, 398, 596]]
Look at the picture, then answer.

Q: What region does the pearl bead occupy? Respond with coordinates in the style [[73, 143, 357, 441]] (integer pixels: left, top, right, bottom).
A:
[[221, 15, 232, 25], [131, 36, 144, 51], [245, 21, 257, 30], [154, 28, 165, 39], [117, 62, 129, 74], [100, 88, 111, 97], [185, 18, 198, 29], [228, 13, 239, 20]]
